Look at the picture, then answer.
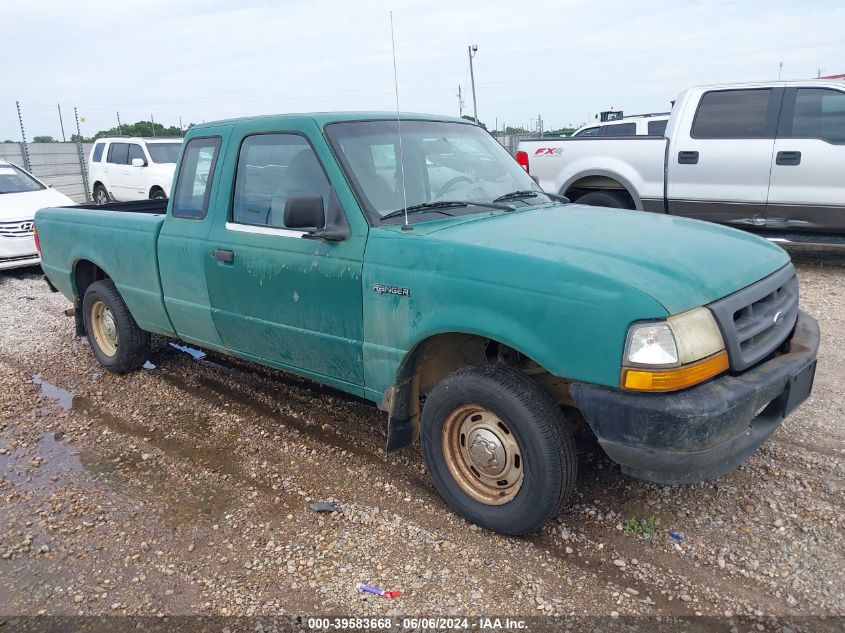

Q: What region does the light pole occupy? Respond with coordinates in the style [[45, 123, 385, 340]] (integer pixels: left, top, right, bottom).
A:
[[468, 44, 478, 124]]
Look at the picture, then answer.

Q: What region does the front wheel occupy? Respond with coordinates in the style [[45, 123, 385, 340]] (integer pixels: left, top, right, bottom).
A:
[[82, 280, 151, 373], [93, 184, 110, 205], [421, 365, 577, 535], [150, 188, 166, 200]]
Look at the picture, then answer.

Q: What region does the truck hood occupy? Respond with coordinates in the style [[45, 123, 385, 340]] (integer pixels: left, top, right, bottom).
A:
[[0, 187, 75, 222], [422, 204, 790, 314]]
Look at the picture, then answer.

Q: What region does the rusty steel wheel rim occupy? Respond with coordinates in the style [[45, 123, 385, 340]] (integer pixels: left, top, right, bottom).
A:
[[442, 404, 524, 505], [90, 300, 118, 357]]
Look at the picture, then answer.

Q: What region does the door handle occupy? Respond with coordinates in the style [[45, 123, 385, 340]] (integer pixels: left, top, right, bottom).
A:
[[678, 150, 699, 165], [212, 248, 235, 263], [776, 151, 801, 166]]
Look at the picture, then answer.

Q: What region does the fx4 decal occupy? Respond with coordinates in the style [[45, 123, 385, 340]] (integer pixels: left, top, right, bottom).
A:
[[373, 283, 410, 297], [534, 148, 564, 156]]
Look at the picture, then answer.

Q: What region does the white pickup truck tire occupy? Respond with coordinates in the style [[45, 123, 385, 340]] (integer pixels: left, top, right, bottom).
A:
[[576, 190, 633, 209]]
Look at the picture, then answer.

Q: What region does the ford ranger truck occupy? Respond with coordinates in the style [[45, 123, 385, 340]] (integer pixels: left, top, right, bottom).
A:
[[518, 80, 845, 244], [34, 113, 819, 535]]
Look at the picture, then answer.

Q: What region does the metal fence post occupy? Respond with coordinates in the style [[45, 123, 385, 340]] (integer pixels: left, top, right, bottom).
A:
[[15, 101, 32, 171], [74, 107, 91, 202]]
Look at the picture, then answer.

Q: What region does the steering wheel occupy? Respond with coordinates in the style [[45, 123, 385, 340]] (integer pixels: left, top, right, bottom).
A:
[[435, 176, 474, 199]]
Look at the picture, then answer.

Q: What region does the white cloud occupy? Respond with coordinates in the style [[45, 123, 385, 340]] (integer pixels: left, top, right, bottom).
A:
[[2, 0, 843, 139]]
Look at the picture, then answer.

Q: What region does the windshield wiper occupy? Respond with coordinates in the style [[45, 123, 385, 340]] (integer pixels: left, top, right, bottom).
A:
[[493, 190, 539, 203], [380, 200, 510, 221], [492, 190, 570, 204]]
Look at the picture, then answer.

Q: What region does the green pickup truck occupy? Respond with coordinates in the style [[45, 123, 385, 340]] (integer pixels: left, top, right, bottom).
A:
[[35, 112, 819, 535]]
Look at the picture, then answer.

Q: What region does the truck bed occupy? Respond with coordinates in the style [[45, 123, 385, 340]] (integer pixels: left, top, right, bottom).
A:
[[519, 137, 668, 210], [34, 203, 175, 337], [67, 199, 168, 214]]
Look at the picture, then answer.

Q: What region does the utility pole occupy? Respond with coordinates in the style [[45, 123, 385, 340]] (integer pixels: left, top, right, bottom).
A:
[[151, 114, 156, 136], [179, 116, 184, 137], [116, 111, 123, 135], [456, 85, 464, 118], [468, 44, 478, 124], [778, 61, 783, 80], [57, 103, 66, 142], [16, 101, 32, 171], [74, 107, 91, 202]]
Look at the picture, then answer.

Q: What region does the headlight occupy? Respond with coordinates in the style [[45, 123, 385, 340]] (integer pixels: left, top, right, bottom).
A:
[[622, 307, 728, 392]]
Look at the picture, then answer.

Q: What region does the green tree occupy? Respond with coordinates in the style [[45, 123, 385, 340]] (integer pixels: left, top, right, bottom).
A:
[[461, 114, 487, 130], [33, 135, 57, 143], [93, 120, 188, 139]]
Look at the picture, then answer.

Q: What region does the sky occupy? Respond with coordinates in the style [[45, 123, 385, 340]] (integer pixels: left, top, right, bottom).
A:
[[2, 0, 844, 140]]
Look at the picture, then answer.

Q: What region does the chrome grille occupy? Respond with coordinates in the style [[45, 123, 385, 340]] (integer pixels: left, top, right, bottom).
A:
[[0, 220, 35, 238], [708, 264, 799, 371]]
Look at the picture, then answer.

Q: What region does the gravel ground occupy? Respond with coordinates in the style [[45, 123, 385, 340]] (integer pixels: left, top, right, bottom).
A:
[[0, 245, 843, 630]]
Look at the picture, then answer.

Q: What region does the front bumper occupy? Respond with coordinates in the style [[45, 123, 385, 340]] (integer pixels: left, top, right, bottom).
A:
[[0, 235, 39, 271], [570, 310, 819, 485]]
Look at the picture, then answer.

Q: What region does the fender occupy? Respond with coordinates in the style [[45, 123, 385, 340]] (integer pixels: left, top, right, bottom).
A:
[[560, 168, 644, 210]]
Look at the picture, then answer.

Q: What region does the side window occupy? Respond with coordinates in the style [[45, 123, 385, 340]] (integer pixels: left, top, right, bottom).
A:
[[602, 122, 635, 136], [172, 137, 221, 220], [575, 126, 600, 137], [787, 88, 845, 143], [232, 134, 330, 230], [648, 119, 668, 136], [107, 142, 128, 165], [92, 142, 105, 162], [692, 89, 772, 139], [128, 144, 146, 165]]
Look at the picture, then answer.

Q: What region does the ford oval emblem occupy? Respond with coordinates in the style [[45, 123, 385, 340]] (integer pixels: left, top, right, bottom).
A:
[[773, 310, 785, 327]]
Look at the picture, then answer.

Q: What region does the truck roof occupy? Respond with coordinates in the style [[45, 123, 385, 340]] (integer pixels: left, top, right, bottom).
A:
[[191, 111, 470, 130], [93, 137, 183, 143], [687, 79, 844, 90]]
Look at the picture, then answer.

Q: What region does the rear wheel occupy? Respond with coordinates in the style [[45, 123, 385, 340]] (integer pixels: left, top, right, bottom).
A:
[[93, 184, 109, 205], [421, 365, 577, 535], [150, 187, 166, 200], [575, 190, 633, 209], [82, 280, 150, 373]]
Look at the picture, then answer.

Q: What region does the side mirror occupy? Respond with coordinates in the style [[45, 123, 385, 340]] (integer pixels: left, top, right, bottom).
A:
[[131, 158, 146, 167], [284, 194, 325, 229]]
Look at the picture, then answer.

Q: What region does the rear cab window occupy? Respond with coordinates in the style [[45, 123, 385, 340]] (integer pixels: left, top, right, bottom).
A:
[[692, 89, 774, 138], [172, 137, 222, 219]]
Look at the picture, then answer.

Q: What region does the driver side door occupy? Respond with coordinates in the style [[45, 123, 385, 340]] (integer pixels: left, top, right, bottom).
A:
[[204, 130, 367, 391]]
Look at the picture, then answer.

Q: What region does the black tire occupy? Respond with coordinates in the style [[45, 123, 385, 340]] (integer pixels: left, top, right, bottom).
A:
[[93, 184, 110, 205], [421, 364, 577, 535], [82, 279, 150, 374], [150, 188, 166, 200], [575, 190, 633, 209]]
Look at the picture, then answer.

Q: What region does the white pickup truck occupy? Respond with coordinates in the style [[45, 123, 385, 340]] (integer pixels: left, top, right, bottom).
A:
[[518, 80, 845, 241]]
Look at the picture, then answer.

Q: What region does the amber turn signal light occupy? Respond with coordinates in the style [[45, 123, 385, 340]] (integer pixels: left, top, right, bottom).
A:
[[622, 350, 729, 392]]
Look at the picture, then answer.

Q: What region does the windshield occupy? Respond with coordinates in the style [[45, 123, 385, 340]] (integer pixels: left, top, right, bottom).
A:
[[146, 142, 182, 164], [0, 163, 45, 194], [326, 120, 554, 224]]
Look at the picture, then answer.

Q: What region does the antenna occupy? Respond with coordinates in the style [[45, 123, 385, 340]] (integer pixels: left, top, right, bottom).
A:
[[389, 11, 410, 230]]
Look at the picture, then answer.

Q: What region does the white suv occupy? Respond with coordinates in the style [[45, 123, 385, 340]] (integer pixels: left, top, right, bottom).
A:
[[89, 137, 183, 204]]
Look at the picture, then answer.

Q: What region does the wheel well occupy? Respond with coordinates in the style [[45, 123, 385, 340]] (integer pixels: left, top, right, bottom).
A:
[[73, 260, 110, 336], [384, 333, 572, 450], [93, 181, 105, 191], [149, 185, 164, 197], [564, 176, 636, 208]]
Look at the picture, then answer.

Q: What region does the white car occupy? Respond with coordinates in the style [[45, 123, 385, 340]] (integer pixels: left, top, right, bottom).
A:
[[571, 112, 670, 137], [0, 160, 75, 270], [88, 137, 183, 204]]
